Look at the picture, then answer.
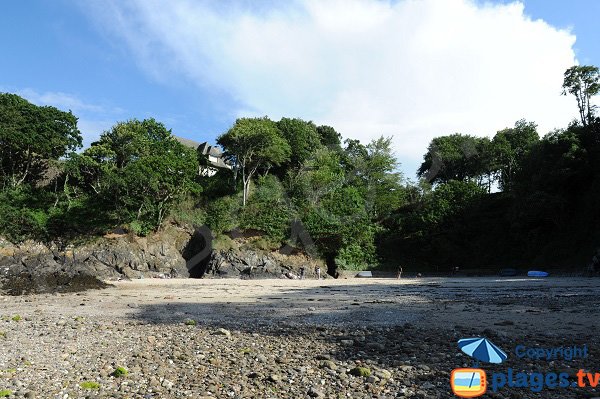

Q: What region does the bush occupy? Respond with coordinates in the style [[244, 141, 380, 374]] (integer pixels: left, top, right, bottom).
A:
[[80, 381, 100, 390], [213, 234, 236, 251], [170, 202, 206, 228], [111, 366, 128, 378], [205, 196, 239, 235], [240, 175, 293, 242]]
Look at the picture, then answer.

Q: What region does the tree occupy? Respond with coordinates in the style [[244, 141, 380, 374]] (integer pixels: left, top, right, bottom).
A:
[[492, 119, 539, 191], [562, 65, 599, 126], [276, 118, 322, 170], [66, 119, 200, 232], [418, 134, 493, 186], [316, 125, 342, 150], [344, 136, 406, 220], [0, 93, 81, 188], [218, 117, 291, 206]]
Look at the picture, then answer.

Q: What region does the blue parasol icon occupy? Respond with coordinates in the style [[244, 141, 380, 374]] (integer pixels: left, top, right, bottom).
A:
[[458, 337, 508, 364]]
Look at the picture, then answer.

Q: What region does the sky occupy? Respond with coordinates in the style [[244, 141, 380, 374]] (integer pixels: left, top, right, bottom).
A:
[[1, 0, 599, 178]]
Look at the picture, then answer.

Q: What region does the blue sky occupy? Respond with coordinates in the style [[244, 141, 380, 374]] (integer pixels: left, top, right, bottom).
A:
[[1, 0, 598, 178]]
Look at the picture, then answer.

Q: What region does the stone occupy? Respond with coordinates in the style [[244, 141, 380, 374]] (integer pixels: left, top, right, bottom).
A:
[[307, 387, 324, 398], [212, 328, 231, 337]]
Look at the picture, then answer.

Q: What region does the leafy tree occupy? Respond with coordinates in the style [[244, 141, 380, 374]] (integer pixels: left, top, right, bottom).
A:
[[562, 65, 599, 126], [67, 119, 200, 232], [492, 119, 539, 191], [240, 175, 293, 241], [289, 147, 345, 205], [316, 125, 342, 150], [0, 93, 81, 188], [423, 180, 486, 225], [276, 118, 322, 170], [217, 117, 291, 206], [344, 136, 406, 220], [418, 134, 492, 186]]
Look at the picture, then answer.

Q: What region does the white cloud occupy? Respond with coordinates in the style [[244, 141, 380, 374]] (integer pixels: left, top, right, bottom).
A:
[[82, 0, 579, 176]]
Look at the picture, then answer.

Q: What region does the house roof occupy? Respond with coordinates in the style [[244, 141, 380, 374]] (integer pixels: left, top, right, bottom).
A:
[[198, 142, 224, 157], [174, 136, 202, 149]]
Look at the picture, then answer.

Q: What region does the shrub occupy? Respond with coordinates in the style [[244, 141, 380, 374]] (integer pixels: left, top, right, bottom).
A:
[[205, 196, 239, 235], [11, 315, 21, 322], [239, 176, 292, 241], [213, 234, 235, 251], [111, 366, 128, 378], [80, 381, 100, 390]]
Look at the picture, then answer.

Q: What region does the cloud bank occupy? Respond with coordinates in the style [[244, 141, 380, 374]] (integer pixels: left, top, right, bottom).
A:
[[82, 0, 579, 175]]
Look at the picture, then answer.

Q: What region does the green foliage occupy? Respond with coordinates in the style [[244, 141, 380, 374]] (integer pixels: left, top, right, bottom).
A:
[[0, 187, 52, 241], [418, 134, 493, 187], [170, 203, 206, 228], [316, 125, 342, 149], [11, 315, 21, 322], [423, 180, 486, 225], [0, 389, 12, 397], [205, 196, 239, 235], [275, 117, 322, 171], [335, 243, 375, 271], [66, 118, 201, 232], [111, 366, 128, 378], [213, 234, 236, 251], [239, 175, 292, 241], [345, 136, 407, 220], [0, 93, 82, 188], [290, 147, 345, 205], [562, 65, 599, 126], [80, 381, 100, 390], [183, 318, 197, 326], [218, 117, 291, 206], [492, 119, 539, 191]]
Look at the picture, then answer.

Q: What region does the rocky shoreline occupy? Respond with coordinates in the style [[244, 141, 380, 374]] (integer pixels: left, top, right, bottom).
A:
[[1, 278, 599, 398], [0, 312, 596, 398], [0, 229, 324, 296]]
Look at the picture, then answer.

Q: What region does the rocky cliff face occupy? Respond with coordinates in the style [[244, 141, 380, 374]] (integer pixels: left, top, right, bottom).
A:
[[0, 228, 326, 295], [205, 248, 323, 279], [0, 231, 190, 295]]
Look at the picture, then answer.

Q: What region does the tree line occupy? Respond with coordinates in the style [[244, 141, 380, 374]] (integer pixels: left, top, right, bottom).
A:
[[0, 65, 598, 272]]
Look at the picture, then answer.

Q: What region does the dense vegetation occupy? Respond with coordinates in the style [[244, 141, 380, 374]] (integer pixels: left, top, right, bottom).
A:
[[0, 65, 598, 273]]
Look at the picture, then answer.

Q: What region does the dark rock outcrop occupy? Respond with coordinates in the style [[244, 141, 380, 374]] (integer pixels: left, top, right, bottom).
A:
[[206, 248, 323, 279], [0, 233, 190, 295], [0, 228, 327, 294]]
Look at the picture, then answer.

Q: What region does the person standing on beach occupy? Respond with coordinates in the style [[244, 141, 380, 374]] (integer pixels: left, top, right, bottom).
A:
[[315, 267, 321, 280], [396, 266, 403, 279], [299, 267, 305, 280]]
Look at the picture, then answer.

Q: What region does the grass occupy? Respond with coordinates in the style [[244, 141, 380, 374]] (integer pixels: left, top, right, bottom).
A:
[[10, 315, 21, 322], [0, 389, 12, 397], [111, 366, 128, 378], [80, 381, 100, 390]]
